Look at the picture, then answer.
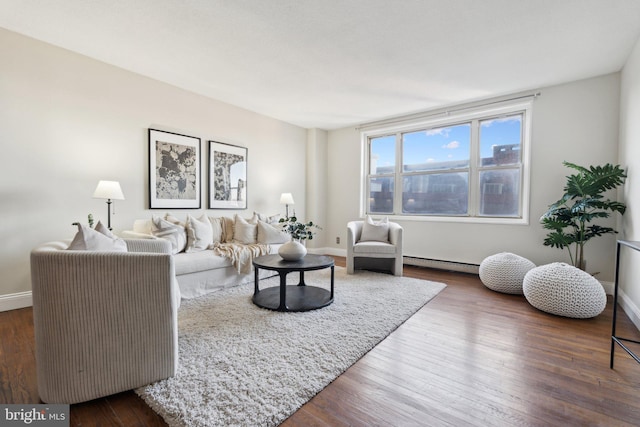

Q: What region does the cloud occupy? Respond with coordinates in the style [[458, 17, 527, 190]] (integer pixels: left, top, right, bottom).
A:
[[442, 140, 460, 149], [481, 115, 522, 127], [426, 128, 450, 137], [426, 158, 436, 163]]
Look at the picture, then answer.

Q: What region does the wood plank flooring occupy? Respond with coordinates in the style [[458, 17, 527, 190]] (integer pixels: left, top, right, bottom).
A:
[[2, 257, 639, 426]]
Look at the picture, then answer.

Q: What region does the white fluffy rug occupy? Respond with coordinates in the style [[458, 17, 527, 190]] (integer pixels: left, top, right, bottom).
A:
[[136, 267, 446, 427]]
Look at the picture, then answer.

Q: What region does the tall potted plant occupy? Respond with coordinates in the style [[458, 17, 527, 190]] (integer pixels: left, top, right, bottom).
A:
[[541, 161, 626, 270]]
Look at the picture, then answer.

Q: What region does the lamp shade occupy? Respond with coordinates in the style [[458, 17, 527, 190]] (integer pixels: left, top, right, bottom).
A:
[[280, 193, 295, 205], [93, 181, 125, 200]]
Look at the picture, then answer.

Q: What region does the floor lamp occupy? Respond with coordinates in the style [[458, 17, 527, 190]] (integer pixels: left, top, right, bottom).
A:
[[93, 180, 125, 230]]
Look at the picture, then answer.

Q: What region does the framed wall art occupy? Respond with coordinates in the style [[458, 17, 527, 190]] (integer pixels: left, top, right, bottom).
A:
[[149, 128, 201, 209], [209, 141, 247, 209]]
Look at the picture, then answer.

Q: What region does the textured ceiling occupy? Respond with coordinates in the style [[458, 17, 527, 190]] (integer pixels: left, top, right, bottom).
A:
[[1, 0, 640, 129]]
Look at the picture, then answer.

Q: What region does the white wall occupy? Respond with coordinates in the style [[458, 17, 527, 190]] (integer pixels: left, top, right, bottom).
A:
[[0, 28, 307, 305], [1, 25, 634, 316], [326, 73, 623, 281], [618, 35, 640, 326]]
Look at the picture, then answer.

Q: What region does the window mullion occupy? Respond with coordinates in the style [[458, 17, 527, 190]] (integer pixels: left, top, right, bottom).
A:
[[468, 120, 480, 216], [395, 132, 403, 214]]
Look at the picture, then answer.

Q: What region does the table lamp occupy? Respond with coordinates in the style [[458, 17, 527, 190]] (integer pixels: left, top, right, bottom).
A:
[[280, 193, 295, 218], [93, 180, 125, 230]]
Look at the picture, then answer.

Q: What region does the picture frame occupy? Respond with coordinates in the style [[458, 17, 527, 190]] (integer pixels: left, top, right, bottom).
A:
[[149, 128, 201, 209], [209, 141, 247, 209]]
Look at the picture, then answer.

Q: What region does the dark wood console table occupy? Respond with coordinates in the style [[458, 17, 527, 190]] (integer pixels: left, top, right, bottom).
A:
[[610, 239, 640, 368]]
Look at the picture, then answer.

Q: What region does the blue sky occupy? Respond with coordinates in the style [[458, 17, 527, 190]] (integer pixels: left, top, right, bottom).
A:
[[371, 114, 522, 172]]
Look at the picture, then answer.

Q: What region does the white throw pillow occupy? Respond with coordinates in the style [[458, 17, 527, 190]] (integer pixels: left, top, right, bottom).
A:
[[257, 220, 290, 244], [186, 214, 214, 253], [94, 220, 116, 238], [233, 214, 257, 244], [254, 211, 280, 224], [360, 215, 390, 242], [151, 215, 187, 254], [67, 223, 127, 252]]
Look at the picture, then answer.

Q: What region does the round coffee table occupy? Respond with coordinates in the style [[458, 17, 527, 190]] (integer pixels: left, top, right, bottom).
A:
[[252, 254, 335, 312]]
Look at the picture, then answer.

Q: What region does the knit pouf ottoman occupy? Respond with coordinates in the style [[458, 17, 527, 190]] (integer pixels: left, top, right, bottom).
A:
[[479, 252, 536, 294], [523, 262, 606, 318]]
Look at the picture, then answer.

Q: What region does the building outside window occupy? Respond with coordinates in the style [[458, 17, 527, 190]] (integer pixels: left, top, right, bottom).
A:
[[363, 99, 533, 224]]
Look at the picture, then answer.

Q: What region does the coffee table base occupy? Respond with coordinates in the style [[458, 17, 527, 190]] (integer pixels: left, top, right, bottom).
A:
[[253, 254, 335, 312], [253, 285, 333, 312]]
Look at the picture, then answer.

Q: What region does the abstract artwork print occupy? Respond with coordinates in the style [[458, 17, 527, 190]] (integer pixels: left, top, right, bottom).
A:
[[209, 141, 247, 209], [155, 141, 197, 200], [149, 129, 201, 209]]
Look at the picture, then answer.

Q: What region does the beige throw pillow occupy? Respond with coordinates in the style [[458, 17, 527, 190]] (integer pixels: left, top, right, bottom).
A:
[[67, 223, 127, 252], [220, 216, 235, 243], [208, 217, 224, 244], [186, 214, 214, 253], [360, 215, 390, 242], [257, 220, 290, 244]]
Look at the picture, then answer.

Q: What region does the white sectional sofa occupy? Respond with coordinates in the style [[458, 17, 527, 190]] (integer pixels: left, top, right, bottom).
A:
[[124, 212, 289, 299]]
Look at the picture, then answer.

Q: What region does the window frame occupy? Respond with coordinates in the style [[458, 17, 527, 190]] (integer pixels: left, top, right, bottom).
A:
[[361, 100, 533, 225]]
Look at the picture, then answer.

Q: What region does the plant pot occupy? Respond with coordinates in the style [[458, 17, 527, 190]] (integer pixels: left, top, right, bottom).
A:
[[278, 240, 307, 261]]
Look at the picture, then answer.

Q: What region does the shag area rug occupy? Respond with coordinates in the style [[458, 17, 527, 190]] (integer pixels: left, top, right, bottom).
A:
[[136, 267, 446, 427]]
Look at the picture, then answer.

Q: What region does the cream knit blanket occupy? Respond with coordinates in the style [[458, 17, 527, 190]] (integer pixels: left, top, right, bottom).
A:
[[213, 242, 271, 274]]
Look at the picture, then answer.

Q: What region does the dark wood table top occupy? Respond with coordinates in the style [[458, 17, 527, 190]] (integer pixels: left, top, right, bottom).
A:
[[253, 254, 335, 272]]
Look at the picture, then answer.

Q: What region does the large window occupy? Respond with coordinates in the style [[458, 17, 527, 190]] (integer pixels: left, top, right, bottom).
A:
[[364, 100, 532, 223]]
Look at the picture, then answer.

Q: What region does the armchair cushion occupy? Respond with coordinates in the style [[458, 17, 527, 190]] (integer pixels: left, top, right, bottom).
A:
[[354, 241, 397, 255], [360, 215, 389, 242]]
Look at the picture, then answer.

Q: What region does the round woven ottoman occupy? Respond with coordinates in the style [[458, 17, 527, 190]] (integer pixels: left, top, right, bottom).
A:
[[479, 252, 535, 294], [523, 262, 606, 318]]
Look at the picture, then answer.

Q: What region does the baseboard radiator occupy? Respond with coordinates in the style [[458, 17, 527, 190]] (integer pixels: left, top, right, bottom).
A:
[[404, 256, 480, 275]]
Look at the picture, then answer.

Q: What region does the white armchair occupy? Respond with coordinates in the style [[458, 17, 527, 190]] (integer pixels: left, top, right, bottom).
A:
[[347, 220, 403, 276], [30, 238, 180, 404]]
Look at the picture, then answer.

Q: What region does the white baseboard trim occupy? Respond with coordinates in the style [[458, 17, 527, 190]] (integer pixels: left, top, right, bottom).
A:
[[600, 280, 614, 296], [0, 291, 32, 312], [619, 289, 640, 332], [314, 247, 346, 257]]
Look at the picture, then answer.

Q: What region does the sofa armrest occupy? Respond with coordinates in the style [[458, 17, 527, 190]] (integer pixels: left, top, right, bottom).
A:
[[30, 248, 178, 403]]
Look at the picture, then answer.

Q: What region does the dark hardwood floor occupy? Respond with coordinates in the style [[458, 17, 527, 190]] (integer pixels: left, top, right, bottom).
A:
[[2, 257, 640, 426]]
